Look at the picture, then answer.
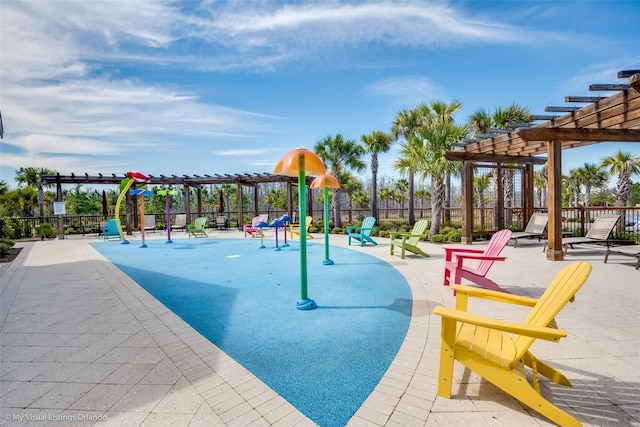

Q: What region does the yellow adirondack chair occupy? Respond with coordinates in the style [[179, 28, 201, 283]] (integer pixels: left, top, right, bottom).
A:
[[389, 219, 429, 258], [289, 216, 313, 239], [187, 217, 208, 238], [433, 261, 592, 427]]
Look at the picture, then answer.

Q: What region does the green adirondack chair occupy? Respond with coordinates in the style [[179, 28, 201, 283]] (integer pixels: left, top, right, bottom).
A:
[[187, 217, 208, 238], [346, 217, 377, 246], [389, 219, 430, 259]]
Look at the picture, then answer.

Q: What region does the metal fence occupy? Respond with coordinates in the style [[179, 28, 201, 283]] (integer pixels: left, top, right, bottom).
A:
[[2, 206, 639, 241]]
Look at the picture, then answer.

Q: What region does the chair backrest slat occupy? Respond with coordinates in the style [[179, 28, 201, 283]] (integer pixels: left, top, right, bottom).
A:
[[476, 229, 512, 276], [512, 262, 592, 360], [361, 217, 376, 236], [585, 215, 620, 240], [407, 220, 429, 246], [524, 213, 548, 234]]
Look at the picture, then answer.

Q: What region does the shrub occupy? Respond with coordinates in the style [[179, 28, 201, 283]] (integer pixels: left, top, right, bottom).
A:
[[0, 239, 15, 257], [34, 222, 57, 240]]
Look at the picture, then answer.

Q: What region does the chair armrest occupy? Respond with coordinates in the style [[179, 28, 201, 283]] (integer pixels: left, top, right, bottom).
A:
[[433, 306, 566, 342], [346, 226, 361, 233], [388, 231, 409, 238], [443, 247, 485, 255], [451, 254, 506, 261], [450, 284, 538, 307]]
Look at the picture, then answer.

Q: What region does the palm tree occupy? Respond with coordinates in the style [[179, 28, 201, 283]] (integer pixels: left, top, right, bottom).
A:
[[338, 171, 365, 212], [15, 166, 56, 217], [419, 122, 466, 238], [314, 134, 365, 227], [361, 130, 393, 219], [351, 190, 370, 209], [600, 150, 640, 207], [378, 187, 393, 218], [414, 188, 431, 208], [393, 134, 424, 221], [391, 107, 423, 224], [577, 163, 608, 207], [468, 103, 531, 227], [474, 172, 493, 230], [564, 169, 582, 207], [426, 100, 464, 224], [534, 166, 548, 207], [393, 178, 409, 215]]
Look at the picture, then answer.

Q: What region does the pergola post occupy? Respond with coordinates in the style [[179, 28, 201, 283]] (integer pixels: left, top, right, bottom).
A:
[[184, 184, 191, 223], [546, 139, 564, 260], [56, 181, 64, 239], [196, 188, 203, 217], [524, 163, 535, 222], [461, 161, 474, 244], [237, 183, 243, 229], [253, 185, 259, 217], [287, 181, 293, 219]]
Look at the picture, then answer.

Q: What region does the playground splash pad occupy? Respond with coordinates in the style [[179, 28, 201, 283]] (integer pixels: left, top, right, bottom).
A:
[[92, 238, 411, 427]]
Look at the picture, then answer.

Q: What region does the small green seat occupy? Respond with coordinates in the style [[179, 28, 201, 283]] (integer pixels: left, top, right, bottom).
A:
[[188, 217, 208, 238], [101, 219, 121, 241], [346, 217, 377, 246], [389, 219, 430, 259]]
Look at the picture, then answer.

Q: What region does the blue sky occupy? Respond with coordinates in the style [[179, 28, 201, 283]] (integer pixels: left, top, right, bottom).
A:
[[1, 0, 639, 189]]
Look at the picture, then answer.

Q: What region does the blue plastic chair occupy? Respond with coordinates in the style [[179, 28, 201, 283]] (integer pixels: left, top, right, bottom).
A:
[[347, 217, 377, 246]]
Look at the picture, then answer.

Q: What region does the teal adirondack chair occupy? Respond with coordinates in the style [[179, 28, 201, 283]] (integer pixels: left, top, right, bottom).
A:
[[101, 219, 121, 241], [188, 217, 208, 238], [347, 217, 377, 246], [389, 219, 430, 259]]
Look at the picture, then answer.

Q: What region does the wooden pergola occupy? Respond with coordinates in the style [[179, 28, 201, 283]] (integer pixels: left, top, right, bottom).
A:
[[43, 172, 313, 238], [445, 70, 640, 260]]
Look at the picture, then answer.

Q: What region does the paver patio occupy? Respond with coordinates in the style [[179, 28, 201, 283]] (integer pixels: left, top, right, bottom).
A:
[[1, 230, 639, 426]]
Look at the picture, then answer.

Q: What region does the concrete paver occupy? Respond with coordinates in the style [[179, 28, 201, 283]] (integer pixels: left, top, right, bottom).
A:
[[1, 230, 639, 426]]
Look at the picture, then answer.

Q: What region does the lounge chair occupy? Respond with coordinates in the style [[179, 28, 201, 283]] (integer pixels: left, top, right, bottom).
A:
[[389, 219, 429, 259], [144, 214, 156, 232], [173, 214, 187, 232], [216, 216, 229, 230], [187, 217, 208, 238], [244, 215, 268, 238], [604, 244, 640, 269], [544, 215, 621, 254], [346, 217, 377, 246], [433, 261, 592, 427], [443, 229, 512, 293], [289, 216, 314, 239], [510, 213, 547, 247], [101, 219, 121, 241]]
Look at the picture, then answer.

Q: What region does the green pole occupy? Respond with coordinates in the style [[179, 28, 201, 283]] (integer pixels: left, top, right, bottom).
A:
[[299, 168, 308, 301], [295, 154, 316, 310], [323, 186, 334, 265]]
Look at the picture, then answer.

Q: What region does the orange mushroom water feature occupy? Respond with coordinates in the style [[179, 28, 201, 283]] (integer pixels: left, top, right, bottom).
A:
[[273, 148, 326, 310]]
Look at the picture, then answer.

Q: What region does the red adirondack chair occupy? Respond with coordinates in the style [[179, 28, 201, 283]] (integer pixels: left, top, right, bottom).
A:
[[443, 229, 513, 293]]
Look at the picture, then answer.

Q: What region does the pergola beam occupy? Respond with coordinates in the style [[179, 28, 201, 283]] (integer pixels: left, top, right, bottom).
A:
[[631, 73, 640, 92], [518, 128, 640, 142], [444, 151, 547, 165]]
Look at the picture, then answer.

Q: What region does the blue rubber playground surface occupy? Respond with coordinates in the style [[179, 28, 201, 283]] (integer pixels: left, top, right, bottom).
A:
[[92, 238, 412, 427]]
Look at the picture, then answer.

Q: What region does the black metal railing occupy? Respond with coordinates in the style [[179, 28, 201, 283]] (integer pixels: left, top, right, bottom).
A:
[[2, 206, 638, 241]]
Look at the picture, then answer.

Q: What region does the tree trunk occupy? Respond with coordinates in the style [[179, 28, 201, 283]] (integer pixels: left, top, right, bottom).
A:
[[408, 173, 415, 225], [444, 173, 451, 224], [429, 174, 445, 239], [332, 189, 342, 227], [371, 154, 378, 219]]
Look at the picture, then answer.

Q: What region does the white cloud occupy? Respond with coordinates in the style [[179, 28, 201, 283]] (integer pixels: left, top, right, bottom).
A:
[[212, 149, 269, 156], [363, 76, 447, 105]]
